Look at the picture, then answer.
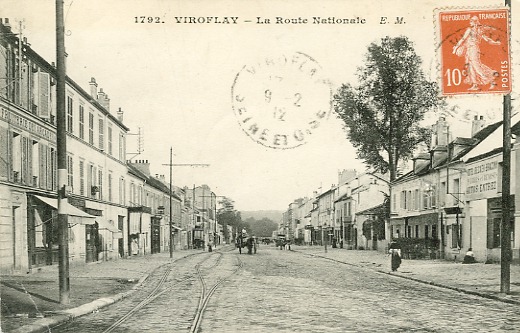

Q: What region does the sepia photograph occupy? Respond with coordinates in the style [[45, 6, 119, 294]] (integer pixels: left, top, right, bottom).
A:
[[1, 0, 520, 332]]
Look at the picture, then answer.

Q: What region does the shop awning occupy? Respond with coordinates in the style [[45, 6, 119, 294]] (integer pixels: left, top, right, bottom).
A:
[[34, 195, 96, 224], [97, 220, 123, 238], [97, 220, 120, 233]]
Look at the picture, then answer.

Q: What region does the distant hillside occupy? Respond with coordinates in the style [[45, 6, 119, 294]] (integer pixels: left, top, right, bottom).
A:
[[241, 210, 283, 222]]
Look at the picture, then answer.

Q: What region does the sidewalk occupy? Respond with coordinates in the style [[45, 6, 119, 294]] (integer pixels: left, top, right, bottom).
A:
[[1, 250, 201, 333], [293, 245, 520, 305]]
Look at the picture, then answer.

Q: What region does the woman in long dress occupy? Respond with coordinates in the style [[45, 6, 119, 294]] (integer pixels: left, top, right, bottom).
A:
[[452, 16, 501, 91], [389, 241, 402, 272]]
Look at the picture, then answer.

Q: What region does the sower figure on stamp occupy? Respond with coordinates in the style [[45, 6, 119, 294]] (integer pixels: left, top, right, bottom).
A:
[[452, 16, 501, 91], [388, 241, 402, 272]]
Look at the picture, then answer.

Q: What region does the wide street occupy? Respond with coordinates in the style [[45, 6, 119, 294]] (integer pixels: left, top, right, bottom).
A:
[[48, 245, 520, 333]]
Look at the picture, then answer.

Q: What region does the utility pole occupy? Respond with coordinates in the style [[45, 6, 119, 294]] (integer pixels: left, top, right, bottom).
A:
[[500, 0, 512, 295], [169, 147, 173, 258], [162, 149, 208, 256], [56, 0, 70, 304]]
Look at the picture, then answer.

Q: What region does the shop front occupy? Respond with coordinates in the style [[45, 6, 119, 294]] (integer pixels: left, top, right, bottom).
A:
[[28, 195, 96, 268]]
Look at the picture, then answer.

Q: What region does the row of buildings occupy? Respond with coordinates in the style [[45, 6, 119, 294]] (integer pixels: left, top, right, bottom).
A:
[[0, 19, 228, 275], [280, 114, 520, 264]]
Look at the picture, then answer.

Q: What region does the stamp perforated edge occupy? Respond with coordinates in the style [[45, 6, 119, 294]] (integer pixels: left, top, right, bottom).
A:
[[433, 5, 513, 99]]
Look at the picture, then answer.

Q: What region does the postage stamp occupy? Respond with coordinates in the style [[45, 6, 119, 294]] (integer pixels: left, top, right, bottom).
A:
[[231, 52, 332, 149], [437, 8, 511, 96]]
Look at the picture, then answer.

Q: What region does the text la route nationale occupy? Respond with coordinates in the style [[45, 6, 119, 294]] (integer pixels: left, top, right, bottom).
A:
[[173, 16, 406, 25]]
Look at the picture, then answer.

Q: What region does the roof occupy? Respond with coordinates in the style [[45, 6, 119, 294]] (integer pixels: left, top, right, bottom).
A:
[[393, 119, 505, 184], [0, 22, 129, 132], [127, 164, 148, 181], [356, 203, 385, 216], [465, 147, 503, 164], [334, 193, 352, 203], [127, 164, 181, 200]]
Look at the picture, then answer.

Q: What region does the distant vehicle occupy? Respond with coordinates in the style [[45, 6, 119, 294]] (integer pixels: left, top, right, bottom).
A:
[[275, 235, 286, 248], [262, 238, 272, 245], [236, 234, 257, 254]]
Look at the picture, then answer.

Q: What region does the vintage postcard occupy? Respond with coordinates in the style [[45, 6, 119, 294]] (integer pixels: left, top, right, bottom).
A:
[[1, 0, 520, 332]]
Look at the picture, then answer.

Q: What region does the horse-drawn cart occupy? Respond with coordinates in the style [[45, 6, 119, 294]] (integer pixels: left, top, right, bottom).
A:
[[236, 234, 257, 254]]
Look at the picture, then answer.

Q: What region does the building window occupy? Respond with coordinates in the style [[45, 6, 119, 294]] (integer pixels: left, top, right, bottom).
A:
[[107, 125, 113, 155], [415, 225, 419, 238], [67, 96, 73, 133], [432, 224, 438, 239], [87, 164, 97, 198], [79, 105, 85, 140], [98, 117, 104, 150], [88, 112, 94, 145], [452, 178, 460, 206], [79, 160, 85, 196], [439, 182, 446, 207]]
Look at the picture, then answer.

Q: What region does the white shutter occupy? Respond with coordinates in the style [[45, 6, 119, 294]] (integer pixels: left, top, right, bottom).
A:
[[38, 72, 50, 118]]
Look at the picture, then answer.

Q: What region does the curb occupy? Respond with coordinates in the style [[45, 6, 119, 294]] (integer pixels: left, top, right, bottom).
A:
[[7, 252, 204, 333], [377, 269, 520, 306], [293, 250, 520, 306], [8, 260, 160, 333], [9, 277, 149, 333]]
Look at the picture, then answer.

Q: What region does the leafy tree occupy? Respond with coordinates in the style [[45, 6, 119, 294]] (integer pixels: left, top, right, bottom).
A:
[[245, 217, 278, 237], [334, 36, 442, 181], [217, 197, 247, 240]]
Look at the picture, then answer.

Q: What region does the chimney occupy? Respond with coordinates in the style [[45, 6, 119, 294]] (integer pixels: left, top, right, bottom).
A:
[[471, 115, 486, 137], [97, 88, 110, 111], [3, 18, 11, 30], [117, 107, 124, 122], [130, 159, 150, 176], [431, 116, 450, 147], [89, 77, 98, 98]]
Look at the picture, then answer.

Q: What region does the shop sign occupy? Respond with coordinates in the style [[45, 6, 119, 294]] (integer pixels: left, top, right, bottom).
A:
[[465, 156, 500, 200]]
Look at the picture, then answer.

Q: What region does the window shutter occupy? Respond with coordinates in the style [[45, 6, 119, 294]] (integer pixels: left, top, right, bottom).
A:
[[0, 127, 9, 179], [0, 47, 8, 98], [20, 62, 30, 109], [38, 72, 50, 118], [38, 144, 44, 188], [21, 137, 28, 184], [27, 138, 33, 185]]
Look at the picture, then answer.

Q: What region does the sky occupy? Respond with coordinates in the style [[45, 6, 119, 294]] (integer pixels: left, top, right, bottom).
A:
[[4, 0, 520, 211]]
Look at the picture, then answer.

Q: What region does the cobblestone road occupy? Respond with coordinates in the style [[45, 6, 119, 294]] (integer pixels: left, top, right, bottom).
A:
[[52, 247, 520, 333]]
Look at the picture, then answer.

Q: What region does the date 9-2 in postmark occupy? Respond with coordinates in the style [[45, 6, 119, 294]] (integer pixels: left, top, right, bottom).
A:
[[231, 52, 332, 149], [438, 8, 511, 96]]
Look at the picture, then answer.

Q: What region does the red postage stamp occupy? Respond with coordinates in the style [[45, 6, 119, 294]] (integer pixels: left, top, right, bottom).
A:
[[438, 8, 511, 96]]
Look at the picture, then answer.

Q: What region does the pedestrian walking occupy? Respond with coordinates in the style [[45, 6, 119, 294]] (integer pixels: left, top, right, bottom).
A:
[[388, 241, 402, 272]]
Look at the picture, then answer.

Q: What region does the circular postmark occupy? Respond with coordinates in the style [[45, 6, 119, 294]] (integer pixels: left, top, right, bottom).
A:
[[231, 52, 332, 149]]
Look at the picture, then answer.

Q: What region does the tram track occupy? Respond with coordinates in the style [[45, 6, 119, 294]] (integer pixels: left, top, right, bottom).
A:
[[189, 252, 244, 333], [100, 251, 219, 333]]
